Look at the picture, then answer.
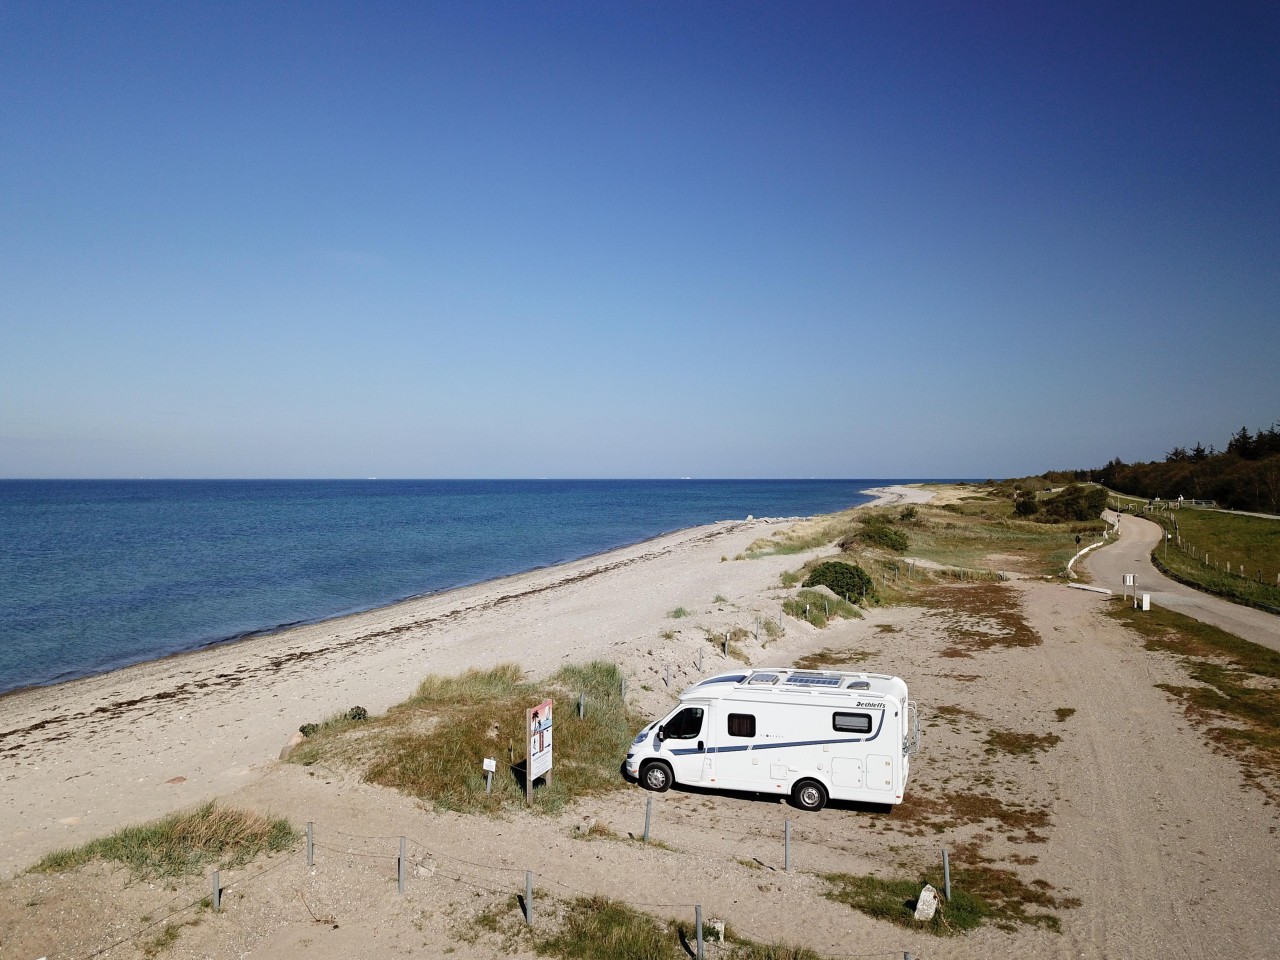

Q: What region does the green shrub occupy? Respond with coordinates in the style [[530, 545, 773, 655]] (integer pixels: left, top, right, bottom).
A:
[[859, 518, 909, 552], [1037, 484, 1107, 522], [1014, 497, 1040, 517], [803, 561, 875, 601]]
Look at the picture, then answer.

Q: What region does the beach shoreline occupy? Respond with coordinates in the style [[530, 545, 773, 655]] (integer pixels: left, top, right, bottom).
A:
[[0, 484, 926, 877], [6, 480, 1278, 960], [0, 483, 907, 700]]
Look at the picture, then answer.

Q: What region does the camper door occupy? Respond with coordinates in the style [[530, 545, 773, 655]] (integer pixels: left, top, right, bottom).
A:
[[660, 702, 713, 784]]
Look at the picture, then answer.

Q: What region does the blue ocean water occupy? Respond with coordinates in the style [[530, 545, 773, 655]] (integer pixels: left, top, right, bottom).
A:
[[0, 479, 899, 695]]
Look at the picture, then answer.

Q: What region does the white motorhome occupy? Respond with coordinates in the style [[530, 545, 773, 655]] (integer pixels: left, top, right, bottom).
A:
[[624, 667, 918, 811]]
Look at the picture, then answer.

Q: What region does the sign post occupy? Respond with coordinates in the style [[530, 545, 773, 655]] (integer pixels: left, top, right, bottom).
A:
[[526, 698, 554, 804], [483, 756, 496, 793]]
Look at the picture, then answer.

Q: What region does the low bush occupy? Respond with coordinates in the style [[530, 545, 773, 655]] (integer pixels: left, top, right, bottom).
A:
[[1036, 484, 1107, 522], [803, 560, 875, 601], [858, 519, 909, 552]]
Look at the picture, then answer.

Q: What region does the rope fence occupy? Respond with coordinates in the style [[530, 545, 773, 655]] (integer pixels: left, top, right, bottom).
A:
[[64, 804, 932, 960]]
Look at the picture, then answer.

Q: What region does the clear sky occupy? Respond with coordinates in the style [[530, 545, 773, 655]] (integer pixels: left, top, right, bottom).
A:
[[2, 1, 1276, 479]]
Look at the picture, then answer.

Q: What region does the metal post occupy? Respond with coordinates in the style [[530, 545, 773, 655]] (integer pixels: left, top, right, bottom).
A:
[[307, 821, 314, 867], [665, 664, 671, 687], [696, 905, 704, 960], [723, 636, 728, 657], [785, 820, 792, 872], [525, 870, 533, 926], [620, 677, 626, 699], [211, 870, 221, 912], [578, 692, 584, 719], [485, 769, 493, 793], [398, 837, 406, 894], [644, 796, 652, 843], [942, 846, 951, 900], [698, 648, 704, 672]]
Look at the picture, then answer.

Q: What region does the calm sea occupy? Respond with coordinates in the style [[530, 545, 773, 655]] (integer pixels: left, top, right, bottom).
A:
[[0, 479, 903, 695]]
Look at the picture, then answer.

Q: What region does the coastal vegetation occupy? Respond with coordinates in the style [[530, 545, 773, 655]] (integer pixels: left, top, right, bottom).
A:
[[29, 802, 296, 879], [802, 560, 875, 601], [759, 488, 1103, 593], [848, 513, 910, 552], [469, 893, 829, 959], [289, 662, 641, 815], [823, 860, 1076, 934], [782, 589, 860, 628]]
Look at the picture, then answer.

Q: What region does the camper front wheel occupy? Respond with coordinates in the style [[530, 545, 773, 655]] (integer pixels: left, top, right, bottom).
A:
[[640, 761, 673, 792], [792, 779, 828, 812]]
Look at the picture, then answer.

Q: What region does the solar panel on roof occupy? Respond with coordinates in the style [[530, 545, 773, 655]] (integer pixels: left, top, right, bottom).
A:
[[787, 675, 841, 687]]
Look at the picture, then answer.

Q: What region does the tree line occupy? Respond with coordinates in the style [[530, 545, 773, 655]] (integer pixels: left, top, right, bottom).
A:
[[1093, 423, 1280, 514]]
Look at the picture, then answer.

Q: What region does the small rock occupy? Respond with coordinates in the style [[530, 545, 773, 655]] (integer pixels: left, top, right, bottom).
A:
[[574, 817, 597, 836], [914, 883, 939, 921]]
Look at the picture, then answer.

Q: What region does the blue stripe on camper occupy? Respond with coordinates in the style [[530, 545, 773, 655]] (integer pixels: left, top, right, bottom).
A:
[[665, 710, 886, 756]]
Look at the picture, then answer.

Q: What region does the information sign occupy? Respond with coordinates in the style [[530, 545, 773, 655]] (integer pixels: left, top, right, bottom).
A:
[[526, 698, 554, 802]]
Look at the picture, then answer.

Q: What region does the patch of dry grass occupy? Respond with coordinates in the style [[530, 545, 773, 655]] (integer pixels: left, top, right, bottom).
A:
[[920, 583, 1042, 657]]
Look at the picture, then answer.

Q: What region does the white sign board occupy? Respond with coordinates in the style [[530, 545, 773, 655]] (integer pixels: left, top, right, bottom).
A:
[[526, 698, 554, 801], [1123, 574, 1136, 586], [482, 757, 497, 773]]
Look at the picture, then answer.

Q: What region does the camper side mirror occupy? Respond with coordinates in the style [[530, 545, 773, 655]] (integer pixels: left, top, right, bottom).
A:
[[656, 725, 666, 742]]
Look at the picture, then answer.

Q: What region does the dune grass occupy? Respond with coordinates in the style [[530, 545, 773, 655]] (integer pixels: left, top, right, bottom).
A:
[[782, 589, 861, 628], [475, 894, 830, 960], [290, 662, 643, 815], [29, 802, 297, 879]]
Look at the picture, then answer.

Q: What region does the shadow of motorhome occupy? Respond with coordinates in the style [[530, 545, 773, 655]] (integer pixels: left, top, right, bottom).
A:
[[633, 779, 896, 815]]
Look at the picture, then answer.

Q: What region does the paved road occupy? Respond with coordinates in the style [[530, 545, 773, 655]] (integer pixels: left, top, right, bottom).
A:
[[1082, 510, 1280, 652]]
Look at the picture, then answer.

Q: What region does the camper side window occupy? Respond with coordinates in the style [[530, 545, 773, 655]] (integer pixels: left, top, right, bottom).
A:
[[664, 707, 704, 740], [727, 713, 756, 738], [832, 712, 873, 734]]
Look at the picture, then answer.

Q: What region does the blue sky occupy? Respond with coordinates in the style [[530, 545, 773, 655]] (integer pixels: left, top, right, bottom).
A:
[[2, 1, 1276, 479]]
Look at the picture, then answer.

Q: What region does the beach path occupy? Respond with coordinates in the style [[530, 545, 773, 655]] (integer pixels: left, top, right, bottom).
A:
[[1082, 511, 1280, 651]]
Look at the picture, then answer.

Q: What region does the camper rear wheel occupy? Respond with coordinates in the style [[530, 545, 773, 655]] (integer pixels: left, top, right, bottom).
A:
[[791, 779, 828, 812], [641, 761, 673, 793]]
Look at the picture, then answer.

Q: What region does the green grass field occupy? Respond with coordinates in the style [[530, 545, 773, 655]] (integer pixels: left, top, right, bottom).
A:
[[1142, 507, 1280, 611]]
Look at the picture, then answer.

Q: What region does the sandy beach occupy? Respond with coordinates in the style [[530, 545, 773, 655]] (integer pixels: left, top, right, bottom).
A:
[[3, 483, 1278, 960]]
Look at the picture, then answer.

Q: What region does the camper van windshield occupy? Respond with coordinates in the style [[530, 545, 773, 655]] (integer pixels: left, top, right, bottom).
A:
[[663, 707, 704, 740]]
